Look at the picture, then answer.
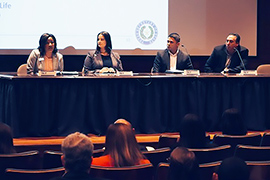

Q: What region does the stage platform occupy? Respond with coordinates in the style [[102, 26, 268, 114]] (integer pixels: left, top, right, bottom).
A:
[[13, 131, 269, 153]]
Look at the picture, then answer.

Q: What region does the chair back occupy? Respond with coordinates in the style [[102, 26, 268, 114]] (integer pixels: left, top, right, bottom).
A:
[[257, 64, 270, 74], [188, 145, 231, 164], [43, 148, 105, 169], [90, 163, 154, 180], [43, 150, 63, 169], [246, 161, 270, 180], [234, 145, 270, 161], [5, 167, 65, 180], [142, 147, 171, 168], [0, 150, 40, 179], [17, 63, 28, 76], [156, 162, 169, 180], [156, 161, 221, 180], [93, 148, 105, 157], [213, 133, 261, 148], [260, 132, 270, 146], [199, 161, 221, 180], [157, 134, 179, 148]]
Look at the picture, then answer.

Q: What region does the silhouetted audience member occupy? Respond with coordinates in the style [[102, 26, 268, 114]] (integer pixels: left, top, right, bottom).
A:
[[0, 122, 15, 154], [169, 147, 200, 180], [212, 157, 249, 180], [221, 108, 247, 135], [51, 132, 103, 180], [92, 123, 150, 167], [175, 114, 215, 148]]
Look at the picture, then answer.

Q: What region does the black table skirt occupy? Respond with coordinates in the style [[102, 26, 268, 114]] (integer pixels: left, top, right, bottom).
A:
[[0, 73, 269, 137]]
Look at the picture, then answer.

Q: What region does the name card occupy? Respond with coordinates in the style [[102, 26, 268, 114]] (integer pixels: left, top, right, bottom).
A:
[[240, 70, 257, 75], [183, 69, 200, 75], [117, 71, 133, 76], [38, 71, 57, 76]]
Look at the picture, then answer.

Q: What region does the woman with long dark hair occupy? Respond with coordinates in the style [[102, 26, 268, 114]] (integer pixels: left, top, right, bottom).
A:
[[27, 33, 64, 74], [83, 31, 123, 74], [92, 123, 150, 167]]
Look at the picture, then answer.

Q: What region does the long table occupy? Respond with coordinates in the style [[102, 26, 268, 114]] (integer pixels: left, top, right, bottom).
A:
[[0, 72, 269, 137]]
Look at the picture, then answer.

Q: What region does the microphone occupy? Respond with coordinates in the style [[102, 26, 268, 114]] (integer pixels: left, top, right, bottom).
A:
[[234, 47, 246, 70], [181, 44, 194, 69]]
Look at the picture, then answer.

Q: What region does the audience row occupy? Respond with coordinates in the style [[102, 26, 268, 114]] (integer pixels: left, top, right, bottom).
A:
[[0, 107, 265, 180]]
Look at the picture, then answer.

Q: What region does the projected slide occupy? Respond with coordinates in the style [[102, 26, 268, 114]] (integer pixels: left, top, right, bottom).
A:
[[0, 0, 168, 50], [0, 0, 257, 55]]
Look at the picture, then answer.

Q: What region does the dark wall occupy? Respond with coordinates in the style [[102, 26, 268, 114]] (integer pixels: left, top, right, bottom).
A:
[[0, 1, 269, 73]]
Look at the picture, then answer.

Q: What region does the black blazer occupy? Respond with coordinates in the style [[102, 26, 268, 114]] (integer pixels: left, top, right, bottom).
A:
[[83, 50, 123, 73], [204, 45, 249, 73], [152, 49, 193, 73]]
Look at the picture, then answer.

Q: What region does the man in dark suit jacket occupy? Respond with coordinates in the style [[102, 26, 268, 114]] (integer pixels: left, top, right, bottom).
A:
[[152, 33, 193, 73], [205, 33, 249, 73]]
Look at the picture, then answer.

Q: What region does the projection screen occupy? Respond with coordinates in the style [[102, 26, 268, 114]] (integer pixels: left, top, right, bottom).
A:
[[0, 0, 257, 55]]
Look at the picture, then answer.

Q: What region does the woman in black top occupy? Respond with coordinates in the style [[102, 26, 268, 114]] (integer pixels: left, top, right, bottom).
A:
[[83, 31, 123, 74]]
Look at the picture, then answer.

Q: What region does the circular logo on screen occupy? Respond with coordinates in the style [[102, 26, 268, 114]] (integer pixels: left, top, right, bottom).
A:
[[135, 20, 158, 45]]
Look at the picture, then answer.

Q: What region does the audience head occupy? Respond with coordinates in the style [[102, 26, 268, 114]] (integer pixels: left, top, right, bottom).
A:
[[221, 108, 247, 135], [179, 113, 207, 148], [61, 132, 94, 173], [96, 31, 112, 54], [169, 147, 200, 180], [114, 118, 132, 128], [213, 157, 249, 180], [114, 118, 136, 133], [0, 122, 15, 154], [38, 33, 58, 56], [105, 123, 144, 167]]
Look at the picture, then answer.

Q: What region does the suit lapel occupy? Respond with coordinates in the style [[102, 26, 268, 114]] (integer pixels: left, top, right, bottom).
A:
[[164, 49, 170, 68]]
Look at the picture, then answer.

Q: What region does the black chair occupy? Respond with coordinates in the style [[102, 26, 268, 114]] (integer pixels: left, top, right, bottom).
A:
[[5, 167, 65, 180], [156, 162, 169, 180], [260, 132, 270, 146], [155, 161, 221, 180], [213, 133, 262, 148], [246, 161, 270, 180], [43, 149, 105, 169], [0, 150, 40, 179], [188, 145, 232, 164], [157, 134, 179, 148], [142, 147, 171, 168], [199, 161, 221, 180], [93, 148, 105, 157], [42, 150, 63, 169], [234, 145, 270, 161], [90, 163, 154, 180]]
